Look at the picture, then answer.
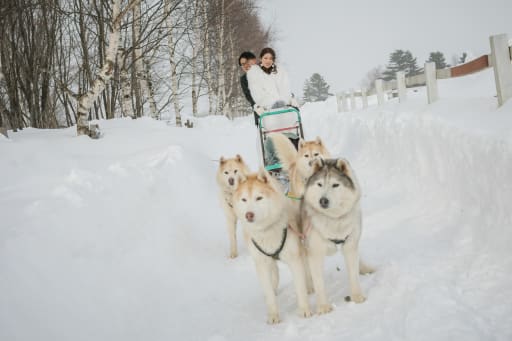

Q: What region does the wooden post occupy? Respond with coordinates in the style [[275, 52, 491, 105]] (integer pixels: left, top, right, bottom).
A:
[[336, 93, 342, 112], [489, 34, 512, 106], [0, 127, 7, 138], [341, 92, 349, 112], [349, 88, 356, 110], [425, 62, 438, 104], [396, 71, 406, 102], [375, 79, 384, 105], [362, 88, 368, 109]]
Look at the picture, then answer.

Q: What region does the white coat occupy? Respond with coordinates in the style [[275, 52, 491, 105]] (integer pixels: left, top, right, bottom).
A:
[[247, 64, 292, 110]]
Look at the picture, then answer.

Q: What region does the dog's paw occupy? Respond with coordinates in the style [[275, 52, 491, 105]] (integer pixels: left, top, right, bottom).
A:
[[298, 306, 313, 318], [229, 251, 238, 259], [266, 313, 281, 324], [316, 304, 333, 315], [345, 294, 366, 303]]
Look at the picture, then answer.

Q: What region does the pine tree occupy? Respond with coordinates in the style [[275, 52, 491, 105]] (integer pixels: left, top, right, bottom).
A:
[[383, 50, 422, 80], [303, 73, 331, 102], [459, 52, 468, 64], [427, 51, 449, 69]]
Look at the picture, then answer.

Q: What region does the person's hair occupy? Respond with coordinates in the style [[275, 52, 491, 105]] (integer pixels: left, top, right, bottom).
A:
[[238, 51, 256, 66], [259, 47, 277, 74], [259, 47, 276, 60]]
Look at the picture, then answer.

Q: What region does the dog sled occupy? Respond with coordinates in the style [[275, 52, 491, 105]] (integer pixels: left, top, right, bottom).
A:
[[258, 106, 304, 179]]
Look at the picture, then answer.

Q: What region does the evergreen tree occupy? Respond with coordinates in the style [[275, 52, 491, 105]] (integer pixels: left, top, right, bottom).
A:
[[303, 73, 331, 102], [459, 52, 468, 64], [383, 49, 422, 80], [427, 51, 449, 69]]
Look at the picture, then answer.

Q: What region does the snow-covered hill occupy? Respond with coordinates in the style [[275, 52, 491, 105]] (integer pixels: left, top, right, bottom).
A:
[[1, 69, 511, 340]]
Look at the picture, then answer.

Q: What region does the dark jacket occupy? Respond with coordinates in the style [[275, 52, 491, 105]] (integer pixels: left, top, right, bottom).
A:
[[240, 74, 259, 125]]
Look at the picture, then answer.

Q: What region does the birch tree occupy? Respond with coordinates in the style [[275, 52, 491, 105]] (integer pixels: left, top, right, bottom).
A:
[[165, 0, 182, 127], [76, 0, 141, 137]]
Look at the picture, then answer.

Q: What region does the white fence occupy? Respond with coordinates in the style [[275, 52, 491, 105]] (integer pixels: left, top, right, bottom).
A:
[[336, 33, 512, 112]]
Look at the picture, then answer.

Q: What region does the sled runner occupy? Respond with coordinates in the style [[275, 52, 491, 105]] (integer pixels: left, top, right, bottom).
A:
[[258, 106, 304, 178]]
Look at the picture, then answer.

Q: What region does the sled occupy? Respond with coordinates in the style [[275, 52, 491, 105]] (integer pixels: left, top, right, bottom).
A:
[[258, 106, 304, 176]]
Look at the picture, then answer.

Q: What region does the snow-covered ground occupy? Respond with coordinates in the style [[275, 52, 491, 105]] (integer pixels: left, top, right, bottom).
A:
[[1, 69, 512, 340]]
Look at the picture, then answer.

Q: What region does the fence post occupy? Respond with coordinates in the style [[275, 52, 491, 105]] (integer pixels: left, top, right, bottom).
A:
[[375, 79, 384, 105], [349, 88, 356, 110], [425, 62, 438, 104], [396, 71, 407, 102], [362, 88, 368, 109], [342, 92, 349, 112], [336, 92, 342, 112], [489, 33, 512, 106]]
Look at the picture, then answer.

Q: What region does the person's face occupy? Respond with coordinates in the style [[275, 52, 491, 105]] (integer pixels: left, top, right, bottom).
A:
[[261, 53, 274, 68], [240, 57, 256, 73]]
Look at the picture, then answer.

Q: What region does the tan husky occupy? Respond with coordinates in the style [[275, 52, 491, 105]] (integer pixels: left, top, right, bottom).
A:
[[216, 155, 250, 258], [233, 169, 312, 324]]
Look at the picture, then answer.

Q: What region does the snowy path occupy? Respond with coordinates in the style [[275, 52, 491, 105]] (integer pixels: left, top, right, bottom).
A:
[[2, 87, 512, 340]]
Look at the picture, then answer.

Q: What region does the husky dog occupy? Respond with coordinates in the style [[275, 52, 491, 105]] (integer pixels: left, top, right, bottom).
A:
[[216, 155, 250, 258], [233, 169, 312, 324], [302, 158, 369, 314], [270, 133, 331, 204]]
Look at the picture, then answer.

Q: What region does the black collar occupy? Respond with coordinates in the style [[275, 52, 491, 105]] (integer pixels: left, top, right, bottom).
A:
[[251, 228, 288, 260], [329, 238, 346, 245]]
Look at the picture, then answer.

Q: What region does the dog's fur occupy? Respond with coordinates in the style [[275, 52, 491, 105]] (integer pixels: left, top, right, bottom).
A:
[[301, 158, 369, 314], [269, 133, 330, 228], [216, 155, 250, 258], [233, 169, 312, 324]]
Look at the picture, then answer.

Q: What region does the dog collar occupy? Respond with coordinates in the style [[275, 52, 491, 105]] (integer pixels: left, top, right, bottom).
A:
[[251, 228, 288, 260], [285, 191, 303, 201]]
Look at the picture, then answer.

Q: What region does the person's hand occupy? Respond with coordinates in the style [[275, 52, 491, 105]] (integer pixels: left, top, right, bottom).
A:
[[289, 96, 300, 108], [254, 105, 266, 116]]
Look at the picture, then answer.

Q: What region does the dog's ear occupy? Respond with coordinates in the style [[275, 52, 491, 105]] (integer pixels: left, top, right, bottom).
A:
[[235, 154, 243, 163], [257, 167, 269, 183], [335, 158, 350, 175], [310, 157, 325, 172], [220, 156, 226, 165], [315, 136, 323, 145], [298, 138, 306, 150]]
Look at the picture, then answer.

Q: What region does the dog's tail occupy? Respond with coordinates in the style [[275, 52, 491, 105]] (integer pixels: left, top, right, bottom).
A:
[[269, 133, 297, 172]]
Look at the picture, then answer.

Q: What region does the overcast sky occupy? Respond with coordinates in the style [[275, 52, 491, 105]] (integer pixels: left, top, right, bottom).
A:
[[257, 0, 511, 97]]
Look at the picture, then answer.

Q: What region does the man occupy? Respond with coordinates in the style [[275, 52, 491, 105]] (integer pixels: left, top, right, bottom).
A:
[[238, 51, 258, 125]]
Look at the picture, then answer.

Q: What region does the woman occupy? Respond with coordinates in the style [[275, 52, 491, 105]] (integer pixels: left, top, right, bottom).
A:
[[248, 47, 299, 169], [247, 47, 298, 114]]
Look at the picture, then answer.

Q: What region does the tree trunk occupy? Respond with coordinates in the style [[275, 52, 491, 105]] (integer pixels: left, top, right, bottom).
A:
[[190, 0, 201, 117], [165, 0, 182, 127], [76, 0, 141, 136], [202, 0, 215, 116]]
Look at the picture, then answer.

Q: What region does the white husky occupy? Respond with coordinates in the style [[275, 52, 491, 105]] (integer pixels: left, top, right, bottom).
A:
[[233, 169, 312, 324], [302, 158, 369, 314], [216, 155, 250, 258]]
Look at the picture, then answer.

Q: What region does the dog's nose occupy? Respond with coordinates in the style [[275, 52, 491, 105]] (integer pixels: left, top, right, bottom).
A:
[[228, 177, 235, 186], [319, 197, 329, 208], [245, 211, 255, 222]]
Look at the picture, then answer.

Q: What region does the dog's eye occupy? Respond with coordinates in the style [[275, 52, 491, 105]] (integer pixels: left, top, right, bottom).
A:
[[256, 196, 263, 201], [241, 198, 247, 202], [314, 153, 319, 157], [332, 183, 340, 188], [317, 182, 323, 187], [224, 171, 228, 175], [304, 154, 309, 158], [234, 170, 238, 174]]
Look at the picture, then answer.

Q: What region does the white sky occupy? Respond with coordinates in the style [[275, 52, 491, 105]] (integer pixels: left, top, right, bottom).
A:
[[257, 0, 511, 96]]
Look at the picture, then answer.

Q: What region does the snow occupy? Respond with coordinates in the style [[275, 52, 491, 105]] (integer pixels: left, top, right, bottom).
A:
[[1, 69, 512, 340]]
